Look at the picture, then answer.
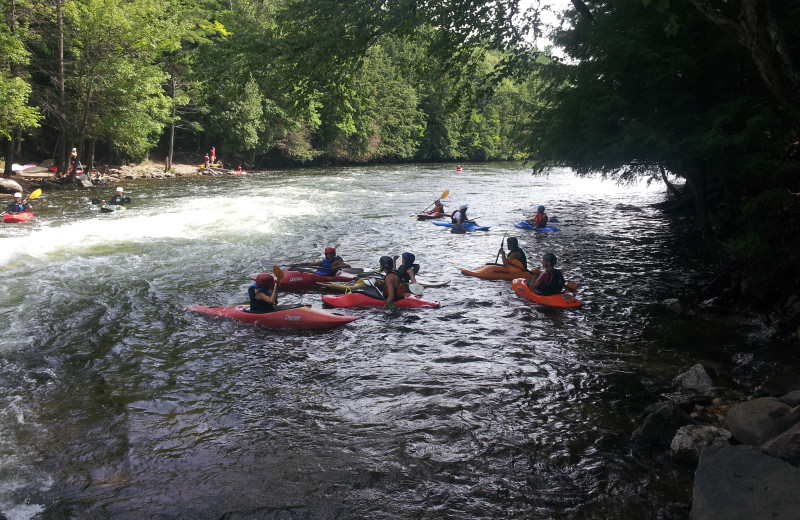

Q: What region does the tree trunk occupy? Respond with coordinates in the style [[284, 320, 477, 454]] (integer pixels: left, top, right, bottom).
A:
[[57, 0, 68, 176], [686, 165, 721, 253], [689, 0, 800, 130], [659, 166, 682, 199], [3, 138, 13, 178], [87, 138, 96, 174], [165, 76, 176, 172]]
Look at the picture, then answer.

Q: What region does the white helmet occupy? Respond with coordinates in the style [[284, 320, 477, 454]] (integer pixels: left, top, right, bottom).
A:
[[459, 204, 468, 211], [13, 192, 22, 198], [116, 187, 123, 193]]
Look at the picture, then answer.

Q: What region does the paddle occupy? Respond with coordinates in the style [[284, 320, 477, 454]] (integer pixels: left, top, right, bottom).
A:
[[495, 231, 508, 264], [415, 189, 450, 215], [273, 265, 284, 283], [260, 258, 363, 275], [91, 197, 131, 205], [29, 189, 42, 200]]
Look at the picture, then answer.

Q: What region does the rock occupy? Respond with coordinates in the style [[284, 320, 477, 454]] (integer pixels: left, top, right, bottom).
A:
[[690, 444, 800, 520], [675, 363, 713, 393], [632, 401, 696, 450], [662, 298, 688, 316], [724, 397, 800, 446], [761, 422, 800, 467], [779, 390, 800, 407], [0, 178, 24, 193], [670, 425, 731, 464], [784, 294, 799, 308]]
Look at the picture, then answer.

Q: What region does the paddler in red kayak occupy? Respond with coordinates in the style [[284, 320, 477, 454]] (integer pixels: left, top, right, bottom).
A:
[[525, 253, 566, 295], [291, 246, 350, 275], [248, 273, 279, 312], [432, 199, 445, 214], [498, 237, 528, 270], [1, 192, 32, 216]]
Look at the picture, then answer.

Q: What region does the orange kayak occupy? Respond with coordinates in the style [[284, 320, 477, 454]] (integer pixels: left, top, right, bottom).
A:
[[461, 263, 529, 280], [511, 278, 582, 308]]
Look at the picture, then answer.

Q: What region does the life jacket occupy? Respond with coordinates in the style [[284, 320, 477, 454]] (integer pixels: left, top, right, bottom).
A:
[[109, 194, 124, 205], [6, 202, 27, 213], [315, 255, 341, 275], [451, 210, 466, 224], [397, 264, 420, 284], [248, 283, 275, 312], [535, 269, 565, 296], [534, 212, 548, 227], [433, 203, 444, 213], [508, 247, 528, 270]]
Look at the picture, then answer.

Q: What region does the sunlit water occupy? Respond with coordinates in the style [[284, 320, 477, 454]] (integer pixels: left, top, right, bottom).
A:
[[0, 164, 795, 519]]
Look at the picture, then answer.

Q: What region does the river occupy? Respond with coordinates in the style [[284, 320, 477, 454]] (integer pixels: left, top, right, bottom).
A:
[[0, 164, 795, 519]]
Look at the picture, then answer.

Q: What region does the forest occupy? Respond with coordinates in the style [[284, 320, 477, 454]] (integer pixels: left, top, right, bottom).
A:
[[2, 0, 799, 299]]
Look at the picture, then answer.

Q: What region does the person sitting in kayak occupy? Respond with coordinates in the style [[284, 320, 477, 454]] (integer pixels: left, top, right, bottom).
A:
[[379, 255, 405, 303], [499, 237, 528, 270], [2, 192, 32, 215], [433, 199, 445, 214], [291, 246, 350, 275], [102, 187, 126, 205], [393, 252, 420, 284], [248, 273, 279, 312], [527, 205, 549, 228], [526, 253, 566, 295]]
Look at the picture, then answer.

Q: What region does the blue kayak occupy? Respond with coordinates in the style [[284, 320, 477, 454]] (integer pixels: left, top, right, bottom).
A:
[[514, 221, 559, 232], [432, 221, 491, 232]]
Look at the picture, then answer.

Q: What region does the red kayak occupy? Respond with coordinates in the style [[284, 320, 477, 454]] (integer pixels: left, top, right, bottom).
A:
[[511, 278, 582, 308], [414, 211, 448, 220], [322, 292, 440, 309], [188, 304, 358, 330], [2, 212, 34, 223], [266, 269, 356, 290]]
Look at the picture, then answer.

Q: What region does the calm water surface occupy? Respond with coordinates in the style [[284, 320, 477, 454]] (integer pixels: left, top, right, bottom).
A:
[[0, 164, 794, 519]]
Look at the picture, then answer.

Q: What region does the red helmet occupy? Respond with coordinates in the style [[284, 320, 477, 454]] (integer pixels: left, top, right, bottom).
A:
[[324, 246, 336, 254], [252, 273, 275, 288]]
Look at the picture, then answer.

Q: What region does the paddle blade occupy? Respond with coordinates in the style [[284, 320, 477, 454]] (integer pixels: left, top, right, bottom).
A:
[[565, 282, 579, 291], [123, 197, 131, 203], [273, 265, 285, 283], [29, 189, 42, 200], [440, 189, 450, 200], [408, 283, 424, 295]]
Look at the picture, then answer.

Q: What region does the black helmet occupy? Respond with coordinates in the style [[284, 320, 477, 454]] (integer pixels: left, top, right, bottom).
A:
[[507, 237, 518, 249], [543, 252, 557, 265], [379, 256, 393, 270], [401, 252, 415, 264]]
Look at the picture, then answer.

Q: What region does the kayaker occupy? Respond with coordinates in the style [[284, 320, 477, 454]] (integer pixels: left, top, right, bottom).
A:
[[1, 192, 32, 215], [456, 164, 462, 171], [379, 255, 404, 303], [451, 204, 469, 232], [248, 273, 279, 313], [236, 165, 243, 173], [499, 237, 528, 270], [102, 187, 126, 205], [291, 246, 350, 275], [433, 199, 445, 214], [527, 205, 549, 228], [393, 252, 420, 284], [525, 253, 566, 295]]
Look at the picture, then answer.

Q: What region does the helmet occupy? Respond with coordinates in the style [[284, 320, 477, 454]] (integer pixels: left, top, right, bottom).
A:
[[13, 192, 22, 198], [324, 246, 336, 254], [459, 204, 468, 211], [543, 253, 557, 265], [401, 252, 415, 264], [507, 237, 518, 249], [379, 256, 393, 270], [116, 187, 124, 193], [253, 273, 275, 288], [537, 205, 545, 211]]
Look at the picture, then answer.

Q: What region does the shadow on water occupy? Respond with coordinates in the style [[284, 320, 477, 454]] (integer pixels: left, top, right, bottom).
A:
[[0, 164, 796, 518]]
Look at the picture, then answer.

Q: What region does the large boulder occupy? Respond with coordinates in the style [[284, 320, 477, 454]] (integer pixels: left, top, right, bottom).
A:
[[724, 397, 800, 446], [675, 363, 713, 393], [761, 422, 800, 467], [779, 389, 800, 407], [670, 425, 731, 464], [690, 444, 800, 520], [632, 401, 696, 450], [0, 178, 23, 194]]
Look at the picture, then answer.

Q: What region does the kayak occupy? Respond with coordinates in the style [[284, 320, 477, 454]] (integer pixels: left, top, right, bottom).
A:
[[322, 290, 440, 309], [414, 211, 448, 220], [511, 278, 582, 308], [198, 163, 221, 168], [432, 221, 490, 232], [318, 278, 451, 292], [514, 221, 559, 233], [461, 263, 530, 280], [100, 204, 126, 213], [188, 304, 358, 330], [2, 212, 34, 223], [268, 269, 356, 290]]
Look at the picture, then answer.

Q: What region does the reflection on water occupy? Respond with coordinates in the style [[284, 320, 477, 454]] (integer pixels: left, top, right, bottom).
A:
[[0, 165, 792, 518]]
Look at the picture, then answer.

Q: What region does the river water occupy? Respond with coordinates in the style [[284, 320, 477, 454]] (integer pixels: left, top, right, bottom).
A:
[[0, 164, 796, 519]]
